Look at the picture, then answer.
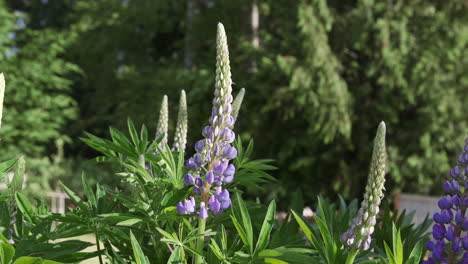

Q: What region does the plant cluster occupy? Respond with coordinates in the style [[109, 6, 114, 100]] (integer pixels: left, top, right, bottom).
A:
[[2, 23, 464, 264]]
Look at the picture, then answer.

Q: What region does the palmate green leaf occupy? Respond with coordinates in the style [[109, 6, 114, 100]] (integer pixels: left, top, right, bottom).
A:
[[167, 246, 183, 264], [130, 231, 150, 264], [59, 182, 91, 216], [255, 200, 276, 254]]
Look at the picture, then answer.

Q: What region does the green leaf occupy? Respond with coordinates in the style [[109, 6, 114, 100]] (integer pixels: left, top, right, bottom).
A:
[[81, 173, 97, 209], [116, 218, 142, 226], [384, 241, 396, 264], [15, 192, 34, 223], [230, 216, 250, 249], [255, 200, 276, 253], [127, 119, 140, 150], [0, 237, 15, 264], [59, 182, 91, 216], [12, 156, 25, 192], [406, 241, 423, 264], [130, 231, 150, 264], [13, 257, 61, 264], [0, 159, 17, 174], [236, 193, 253, 253]]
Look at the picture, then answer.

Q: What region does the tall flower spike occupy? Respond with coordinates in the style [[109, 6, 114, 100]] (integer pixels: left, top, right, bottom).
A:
[[231, 88, 245, 128], [341, 121, 387, 251], [178, 23, 237, 218], [155, 95, 168, 149], [173, 90, 187, 152], [424, 137, 468, 264], [0, 73, 5, 128]]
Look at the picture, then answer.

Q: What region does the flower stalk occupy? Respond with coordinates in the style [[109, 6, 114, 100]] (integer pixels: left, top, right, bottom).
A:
[[341, 121, 387, 252], [173, 90, 187, 152], [177, 22, 238, 263]]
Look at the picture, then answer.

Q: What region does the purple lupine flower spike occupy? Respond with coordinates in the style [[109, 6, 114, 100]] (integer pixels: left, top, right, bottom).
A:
[[425, 137, 468, 263], [177, 23, 238, 218]]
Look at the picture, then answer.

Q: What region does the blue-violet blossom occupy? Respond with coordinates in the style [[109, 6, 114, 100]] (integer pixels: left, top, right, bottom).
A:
[[423, 138, 468, 264], [177, 23, 236, 218]]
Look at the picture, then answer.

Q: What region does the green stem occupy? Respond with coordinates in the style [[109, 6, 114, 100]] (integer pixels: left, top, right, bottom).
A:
[[194, 218, 206, 264], [345, 249, 358, 264], [95, 230, 104, 264]]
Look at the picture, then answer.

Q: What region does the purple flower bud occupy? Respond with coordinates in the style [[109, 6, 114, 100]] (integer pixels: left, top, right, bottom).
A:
[[457, 155, 464, 165], [463, 235, 468, 250], [223, 145, 237, 160], [213, 160, 228, 175], [184, 173, 195, 186], [221, 128, 235, 143], [223, 164, 235, 183], [438, 196, 452, 209], [463, 218, 468, 230], [450, 166, 460, 179], [199, 202, 208, 219], [195, 177, 203, 187], [456, 211, 463, 223], [202, 126, 212, 138], [195, 140, 205, 152], [225, 115, 234, 126], [443, 181, 451, 193], [177, 202, 187, 214], [452, 237, 461, 252], [452, 195, 460, 206], [433, 224, 446, 240], [464, 153, 468, 163], [184, 198, 196, 214], [426, 240, 435, 251], [186, 158, 197, 170], [446, 225, 455, 241], [194, 154, 203, 166], [208, 196, 221, 213], [433, 240, 445, 260], [215, 189, 231, 209], [205, 171, 215, 184]]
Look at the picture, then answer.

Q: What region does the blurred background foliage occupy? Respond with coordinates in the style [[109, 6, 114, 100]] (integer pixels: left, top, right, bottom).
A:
[[0, 0, 467, 205]]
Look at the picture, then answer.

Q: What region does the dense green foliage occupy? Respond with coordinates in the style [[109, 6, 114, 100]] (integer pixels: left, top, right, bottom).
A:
[[0, 0, 467, 203]]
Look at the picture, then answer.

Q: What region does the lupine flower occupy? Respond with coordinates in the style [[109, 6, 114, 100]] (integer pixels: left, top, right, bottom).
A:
[[424, 137, 468, 264], [341, 122, 387, 251], [155, 95, 168, 149], [172, 90, 187, 152], [177, 23, 237, 218]]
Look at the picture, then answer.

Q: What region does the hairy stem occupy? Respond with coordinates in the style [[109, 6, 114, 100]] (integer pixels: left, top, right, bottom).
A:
[[345, 249, 357, 264], [95, 229, 104, 264], [194, 217, 206, 264]]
